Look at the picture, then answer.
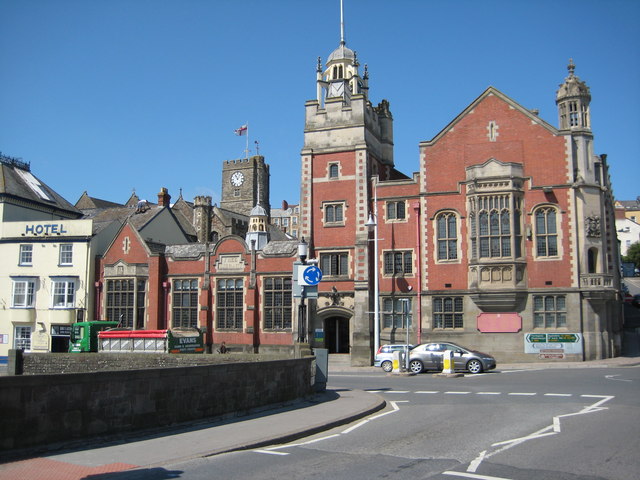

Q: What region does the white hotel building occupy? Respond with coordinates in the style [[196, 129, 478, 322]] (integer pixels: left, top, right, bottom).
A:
[[0, 219, 95, 357]]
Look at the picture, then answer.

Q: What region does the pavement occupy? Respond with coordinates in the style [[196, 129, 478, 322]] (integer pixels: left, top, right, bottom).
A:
[[1, 356, 639, 480]]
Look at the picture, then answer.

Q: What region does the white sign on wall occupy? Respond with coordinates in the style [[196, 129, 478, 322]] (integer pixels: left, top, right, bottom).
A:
[[524, 333, 583, 355]]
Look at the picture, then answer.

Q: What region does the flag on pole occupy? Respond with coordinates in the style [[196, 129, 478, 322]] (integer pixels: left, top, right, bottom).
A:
[[234, 124, 248, 136]]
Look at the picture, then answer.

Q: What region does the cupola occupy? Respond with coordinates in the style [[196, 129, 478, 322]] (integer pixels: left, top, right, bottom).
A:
[[556, 59, 591, 130]]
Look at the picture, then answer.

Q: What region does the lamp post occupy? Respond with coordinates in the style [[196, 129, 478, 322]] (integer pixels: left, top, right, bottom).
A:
[[297, 237, 308, 343], [365, 211, 380, 354]]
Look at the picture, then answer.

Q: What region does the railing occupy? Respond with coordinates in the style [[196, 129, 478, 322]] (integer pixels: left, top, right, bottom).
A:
[[580, 274, 613, 288]]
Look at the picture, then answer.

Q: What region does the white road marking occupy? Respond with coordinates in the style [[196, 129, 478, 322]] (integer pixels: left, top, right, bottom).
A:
[[544, 393, 572, 397], [342, 400, 405, 434], [466, 395, 615, 472], [254, 399, 407, 455], [605, 374, 632, 382], [500, 369, 542, 373], [445, 391, 472, 395], [443, 471, 513, 479], [476, 392, 501, 395], [415, 390, 440, 394], [467, 449, 487, 472], [253, 449, 289, 456], [507, 392, 536, 396]]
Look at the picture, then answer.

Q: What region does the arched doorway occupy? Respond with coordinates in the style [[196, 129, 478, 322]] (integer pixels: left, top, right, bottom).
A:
[[324, 316, 350, 353]]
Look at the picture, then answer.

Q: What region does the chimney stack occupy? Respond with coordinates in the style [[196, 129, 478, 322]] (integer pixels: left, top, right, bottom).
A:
[[157, 187, 171, 207]]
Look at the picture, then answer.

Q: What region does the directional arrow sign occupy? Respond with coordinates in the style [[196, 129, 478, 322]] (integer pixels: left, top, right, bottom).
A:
[[299, 265, 323, 286]]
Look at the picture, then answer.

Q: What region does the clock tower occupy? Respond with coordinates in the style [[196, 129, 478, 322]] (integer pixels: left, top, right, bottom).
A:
[[220, 155, 270, 217], [300, 0, 394, 365]]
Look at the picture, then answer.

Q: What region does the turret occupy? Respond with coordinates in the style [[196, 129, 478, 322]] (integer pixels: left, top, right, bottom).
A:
[[245, 202, 269, 250], [556, 59, 591, 131], [194, 195, 212, 243]]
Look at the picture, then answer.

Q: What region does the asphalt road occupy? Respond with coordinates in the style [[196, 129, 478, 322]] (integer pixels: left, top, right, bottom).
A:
[[133, 366, 639, 480]]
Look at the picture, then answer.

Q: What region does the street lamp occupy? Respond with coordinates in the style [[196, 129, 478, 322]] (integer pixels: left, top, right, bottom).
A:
[[365, 212, 380, 354], [298, 237, 308, 264], [297, 237, 308, 343]]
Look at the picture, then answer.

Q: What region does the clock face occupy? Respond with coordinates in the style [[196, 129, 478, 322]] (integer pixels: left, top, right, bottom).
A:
[[230, 171, 244, 187]]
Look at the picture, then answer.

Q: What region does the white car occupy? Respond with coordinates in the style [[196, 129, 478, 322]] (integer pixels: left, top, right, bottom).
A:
[[374, 344, 414, 372]]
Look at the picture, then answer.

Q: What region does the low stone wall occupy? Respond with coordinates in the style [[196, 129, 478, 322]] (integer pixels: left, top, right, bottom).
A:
[[0, 355, 314, 451], [17, 351, 293, 375]]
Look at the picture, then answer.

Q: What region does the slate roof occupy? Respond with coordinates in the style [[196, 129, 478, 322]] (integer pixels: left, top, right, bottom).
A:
[[75, 191, 124, 209], [80, 205, 164, 235], [165, 243, 208, 259], [171, 208, 197, 239], [261, 239, 298, 256], [0, 155, 81, 217], [617, 200, 640, 209]]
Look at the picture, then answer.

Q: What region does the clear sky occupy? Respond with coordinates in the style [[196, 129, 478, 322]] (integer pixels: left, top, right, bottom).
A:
[[1, 0, 639, 209]]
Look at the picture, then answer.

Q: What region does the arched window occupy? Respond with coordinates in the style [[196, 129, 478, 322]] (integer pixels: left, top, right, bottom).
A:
[[329, 164, 339, 178], [436, 212, 458, 260], [534, 207, 558, 257]]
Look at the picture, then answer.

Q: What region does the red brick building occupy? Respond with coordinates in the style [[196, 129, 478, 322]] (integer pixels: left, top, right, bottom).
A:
[[97, 188, 299, 353], [301, 30, 622, 364], [93, 29, 622, 365]]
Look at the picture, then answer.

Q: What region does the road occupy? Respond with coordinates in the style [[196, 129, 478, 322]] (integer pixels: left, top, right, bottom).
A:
[[130, 366, 639, 480]]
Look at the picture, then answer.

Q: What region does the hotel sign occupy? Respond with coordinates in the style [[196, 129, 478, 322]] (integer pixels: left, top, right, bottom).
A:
[[24, 223, 68, 235]]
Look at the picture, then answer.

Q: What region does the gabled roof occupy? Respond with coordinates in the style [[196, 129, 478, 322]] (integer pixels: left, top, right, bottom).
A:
[[75, 191, 124, 209], [171, 208, 197, 239], [125, 192, 141, 208], [420, 86, 559, 147], [0, 155, 81, 217], [215, 206, 249, 224], [80, 205, 166, 235]]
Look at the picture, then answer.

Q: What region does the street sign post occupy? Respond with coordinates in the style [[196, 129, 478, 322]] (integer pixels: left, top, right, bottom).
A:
[[524, 332, 582, 355], [299, 265, 323, 286]]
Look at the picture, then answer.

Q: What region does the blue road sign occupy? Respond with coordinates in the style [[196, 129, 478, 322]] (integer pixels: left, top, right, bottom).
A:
[[301, 265, 323, 286]]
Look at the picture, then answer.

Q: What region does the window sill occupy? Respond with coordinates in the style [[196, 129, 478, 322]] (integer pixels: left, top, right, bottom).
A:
[[323, 223, 346, 228]]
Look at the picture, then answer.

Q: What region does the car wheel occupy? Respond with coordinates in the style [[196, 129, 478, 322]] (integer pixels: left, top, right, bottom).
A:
[[466, 359, 483, 374], [409, 359, 424, 374], [381, 360, 393, 372]]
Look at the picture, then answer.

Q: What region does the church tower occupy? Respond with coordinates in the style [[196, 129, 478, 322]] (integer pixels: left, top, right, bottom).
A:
[[220, 155, 270, 217], [299, 0, 394, 364]]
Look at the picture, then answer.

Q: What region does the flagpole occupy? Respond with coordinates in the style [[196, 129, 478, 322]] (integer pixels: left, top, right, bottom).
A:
[[245, 121, 249, 159]]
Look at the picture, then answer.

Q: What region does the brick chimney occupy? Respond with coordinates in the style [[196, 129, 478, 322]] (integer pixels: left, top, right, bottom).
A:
[[157, 187, 171, 207]]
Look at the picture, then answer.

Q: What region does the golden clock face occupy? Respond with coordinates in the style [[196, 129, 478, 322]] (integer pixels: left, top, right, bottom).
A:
[[230, 171, 244, 187]]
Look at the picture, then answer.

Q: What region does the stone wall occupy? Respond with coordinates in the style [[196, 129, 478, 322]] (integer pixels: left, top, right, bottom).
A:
[[0, 355, 314, 451], [16, 351, 291, 375]]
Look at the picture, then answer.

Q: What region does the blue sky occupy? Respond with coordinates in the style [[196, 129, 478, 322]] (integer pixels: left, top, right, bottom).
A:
[[1, 0, 639, 208]]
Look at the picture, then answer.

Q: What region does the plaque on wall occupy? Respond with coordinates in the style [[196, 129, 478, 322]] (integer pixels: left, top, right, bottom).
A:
[[215, 254, 245, 272]]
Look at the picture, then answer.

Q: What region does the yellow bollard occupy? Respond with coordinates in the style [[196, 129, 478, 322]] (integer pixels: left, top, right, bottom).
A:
[[392, 350, 401, 373], [442, 350, 455, 374]]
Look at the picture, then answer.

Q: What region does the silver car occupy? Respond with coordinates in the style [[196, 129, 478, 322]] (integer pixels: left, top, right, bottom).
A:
[[408, 342, 496, 374], [374, 344, 414, 372]]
